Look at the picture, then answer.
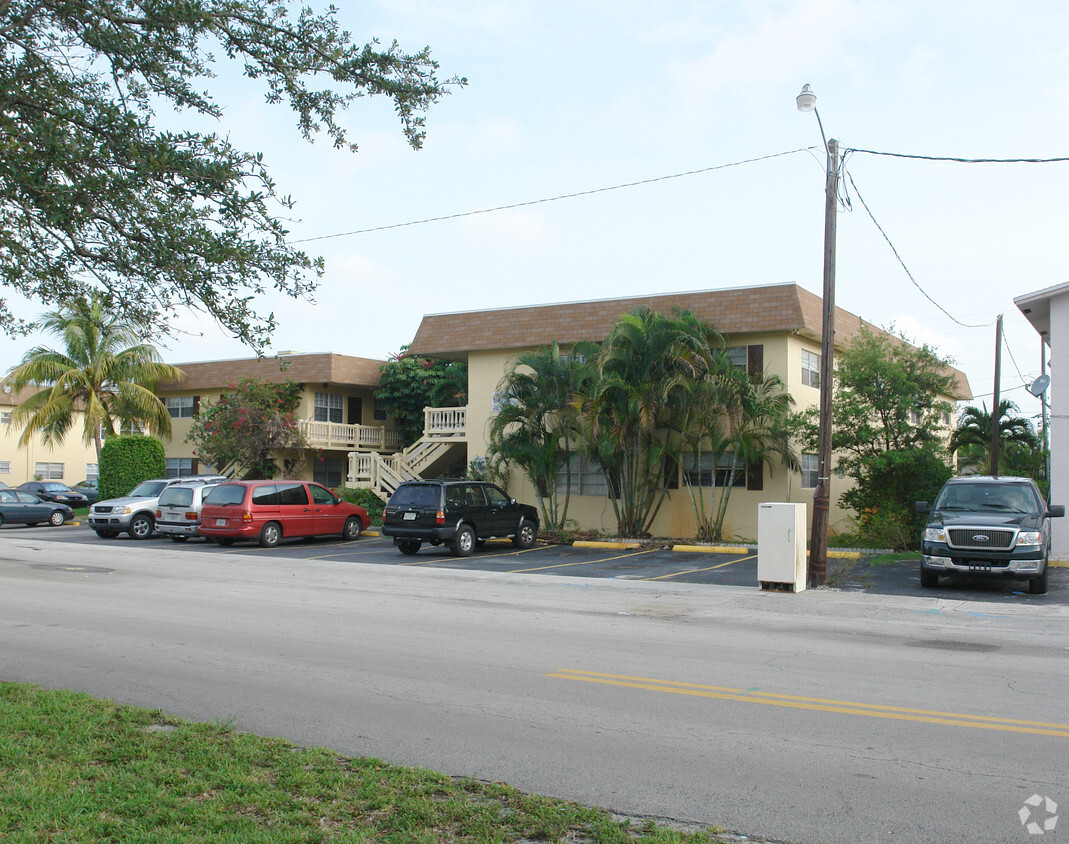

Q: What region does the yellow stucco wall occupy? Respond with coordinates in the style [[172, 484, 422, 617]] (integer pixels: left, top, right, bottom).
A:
[[0, 402, 99, 486], [461, 333, 863, 541]]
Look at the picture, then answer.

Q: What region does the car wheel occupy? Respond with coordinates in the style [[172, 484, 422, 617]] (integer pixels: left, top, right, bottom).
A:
[[397, 540, 421, 556], [342, 517, 363, 541], [214, 537, 235, 547], [170, 536, 188, 543], [1030, 567, 1048, 595], [920, 567, 939, 588], [258, 522, 281, 548], [48, 510, 66, 527], [128, 514, 154, 540], [452, 525, 475, 557], [94, 529, 119, 539], [512, 518, 537, 549]]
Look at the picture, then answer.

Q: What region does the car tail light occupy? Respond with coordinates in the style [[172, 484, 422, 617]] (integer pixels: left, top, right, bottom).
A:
[[185, 511, 198, 521], [241, 511, 254, 522], [155, 510, 162, 518], [436, 510, 445, 525]]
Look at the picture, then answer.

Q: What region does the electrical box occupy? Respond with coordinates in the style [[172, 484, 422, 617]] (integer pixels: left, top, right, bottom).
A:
[[758, 503, 807, 592]]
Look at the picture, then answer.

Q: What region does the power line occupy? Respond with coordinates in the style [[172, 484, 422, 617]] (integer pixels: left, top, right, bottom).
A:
[[843, 168, 994, 329], [848, 149, 1069, 164], [287, 147, 818, 245]]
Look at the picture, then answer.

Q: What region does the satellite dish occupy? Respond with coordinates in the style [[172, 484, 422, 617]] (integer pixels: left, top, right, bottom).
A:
[[1028, 374, 1051, 397]]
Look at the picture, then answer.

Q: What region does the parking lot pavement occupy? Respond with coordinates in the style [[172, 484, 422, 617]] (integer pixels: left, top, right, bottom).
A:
[[7, 522, 1067, 604]]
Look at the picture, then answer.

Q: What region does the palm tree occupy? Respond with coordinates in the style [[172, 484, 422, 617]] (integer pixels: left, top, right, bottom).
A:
[[577, 307, 721, 537], [680, 365, 798, 542], [487, 341, 595, 530], [4, 294, 185, 459], [948, 400, 1042, 477]]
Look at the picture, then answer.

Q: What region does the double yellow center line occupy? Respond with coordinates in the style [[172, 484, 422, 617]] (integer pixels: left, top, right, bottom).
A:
[[547, 669, 1069, 738]]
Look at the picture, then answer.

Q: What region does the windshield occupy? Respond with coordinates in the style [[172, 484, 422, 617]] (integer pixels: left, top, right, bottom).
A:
[[204, 484, 247, 506], [127, 481, 169, 498], [41, 482, 72, 492], [934, 482, 1038, 514], [159, 488, 194, 507], [390, 484, 439, 509]]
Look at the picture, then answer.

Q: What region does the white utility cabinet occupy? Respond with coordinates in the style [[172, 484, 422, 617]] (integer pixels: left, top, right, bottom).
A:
[[757, 502, 807, 592]]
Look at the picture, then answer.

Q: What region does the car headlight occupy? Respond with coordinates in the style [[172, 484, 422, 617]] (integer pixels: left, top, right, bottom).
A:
[[923, 527, 947, 543], [120, 506, 132, 515], [1016, 530, 1042, 547]]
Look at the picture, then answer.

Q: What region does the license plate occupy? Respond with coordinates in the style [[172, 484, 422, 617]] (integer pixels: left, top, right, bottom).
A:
[[216, 518, 227, 526], [403, 512, 417, 521]]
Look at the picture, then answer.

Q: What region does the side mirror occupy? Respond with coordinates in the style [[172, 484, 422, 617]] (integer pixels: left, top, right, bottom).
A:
[[510, 498, 517, 505], [914, 501, 930, 515], [1048, 504, 1065, 518]]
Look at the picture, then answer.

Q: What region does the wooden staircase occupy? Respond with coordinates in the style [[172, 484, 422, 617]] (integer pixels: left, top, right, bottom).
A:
[[347, 407, 468, 500]]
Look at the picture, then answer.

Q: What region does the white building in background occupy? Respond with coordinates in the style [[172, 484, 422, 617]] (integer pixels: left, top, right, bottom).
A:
[[1015, 281, 1069, 561]]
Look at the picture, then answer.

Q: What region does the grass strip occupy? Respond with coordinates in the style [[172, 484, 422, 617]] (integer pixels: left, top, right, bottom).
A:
[[0, 683, 729, 843]]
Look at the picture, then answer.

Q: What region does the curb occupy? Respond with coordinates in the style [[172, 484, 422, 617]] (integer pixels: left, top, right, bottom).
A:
[[573, 540, 865, 560]]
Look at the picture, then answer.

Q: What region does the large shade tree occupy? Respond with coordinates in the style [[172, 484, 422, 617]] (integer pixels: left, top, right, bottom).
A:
[[3, 294, 184, 457], [1, 2, 463, 350]]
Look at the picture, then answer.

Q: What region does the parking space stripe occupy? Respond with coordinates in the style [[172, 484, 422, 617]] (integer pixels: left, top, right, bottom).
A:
[[508, 549, 658, 574], [548, 669, 1069, 738], [643, 553, 756, 581]]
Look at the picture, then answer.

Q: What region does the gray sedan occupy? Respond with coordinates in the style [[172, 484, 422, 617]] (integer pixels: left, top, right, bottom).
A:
[[0, 489, 74, 527]]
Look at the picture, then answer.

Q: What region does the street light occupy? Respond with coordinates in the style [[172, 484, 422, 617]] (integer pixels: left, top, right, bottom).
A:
[[796, 83, 839, 588]]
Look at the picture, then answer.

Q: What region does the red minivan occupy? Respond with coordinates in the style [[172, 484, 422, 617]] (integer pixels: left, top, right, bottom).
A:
[[199, 480, 370, 547]]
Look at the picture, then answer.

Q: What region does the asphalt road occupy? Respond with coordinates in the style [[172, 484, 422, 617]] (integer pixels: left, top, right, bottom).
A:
[[2, 529, 1067, 843], [15, 520, 1069, 604]]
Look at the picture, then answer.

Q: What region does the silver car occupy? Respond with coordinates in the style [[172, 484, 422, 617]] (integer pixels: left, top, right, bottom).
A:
[[89, 475, 228, 539], [155, 479, 225, 542]]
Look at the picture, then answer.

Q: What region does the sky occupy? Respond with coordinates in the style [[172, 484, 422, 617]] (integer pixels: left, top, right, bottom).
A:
[[3, 0, 1068, 423]]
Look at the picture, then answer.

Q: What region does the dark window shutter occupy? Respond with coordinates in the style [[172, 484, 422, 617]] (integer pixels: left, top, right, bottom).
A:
[[191, 458, 199, 474], [663, 454, 679, 490], [747, 344, 764, 378], [192, 395, 200, 416], [747, 461, 764, 490]]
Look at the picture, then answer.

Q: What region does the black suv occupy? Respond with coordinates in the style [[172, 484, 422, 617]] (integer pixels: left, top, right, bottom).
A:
[[381, 479, 539, 556], [915, 476, 1064, 594]]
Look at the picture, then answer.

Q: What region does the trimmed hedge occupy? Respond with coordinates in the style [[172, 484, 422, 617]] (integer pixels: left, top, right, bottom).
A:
[[99, 436, 166, 500], [334, 487, 385, 526]]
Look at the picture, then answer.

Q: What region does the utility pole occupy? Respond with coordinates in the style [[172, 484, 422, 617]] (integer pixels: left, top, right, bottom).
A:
[[990, 314, 1003, 477]]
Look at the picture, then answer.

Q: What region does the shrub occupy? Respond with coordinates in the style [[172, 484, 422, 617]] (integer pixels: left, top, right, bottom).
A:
[[334, 487, 385, 525], [99, 436, 166, 500]]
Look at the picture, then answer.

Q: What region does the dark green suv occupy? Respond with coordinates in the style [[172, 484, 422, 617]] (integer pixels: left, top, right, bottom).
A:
[[381, 479, 539, 557]]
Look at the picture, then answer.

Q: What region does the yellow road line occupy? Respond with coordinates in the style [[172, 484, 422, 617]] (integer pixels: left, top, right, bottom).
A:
[[509, 548, 657, 574], [644, 553, 756, 581], [548, 669, 1069, 738]]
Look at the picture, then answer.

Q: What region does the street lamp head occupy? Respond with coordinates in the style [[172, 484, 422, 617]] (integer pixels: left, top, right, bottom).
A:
[[796, 83, 817, 112]]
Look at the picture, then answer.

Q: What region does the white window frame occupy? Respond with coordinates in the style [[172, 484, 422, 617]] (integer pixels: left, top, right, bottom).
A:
[[683, 453, 746, 488], [554, 454, 608, 496], [725, 346, 748, 371], [85, 463, 99, 482], [802, 350, 820, 388], [166, 396, 195, 418], [801, 453, 819, 489], [0, 461, 10, 474], [314, 392, 343, 424], [166, 457, 194, 478], [34, 462, 64, 480]]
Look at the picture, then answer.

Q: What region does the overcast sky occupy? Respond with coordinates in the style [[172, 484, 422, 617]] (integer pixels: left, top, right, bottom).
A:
[[4, 0, 1068, 422]]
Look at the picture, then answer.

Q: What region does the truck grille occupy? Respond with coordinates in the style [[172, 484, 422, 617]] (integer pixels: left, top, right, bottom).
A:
[[946, 528, 1016, 551]]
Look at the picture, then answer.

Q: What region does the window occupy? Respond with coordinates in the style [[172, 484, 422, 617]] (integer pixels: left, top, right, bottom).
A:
[[373, 398, 388, 421], [485, 486, 510, 507], [491, 391, 519, 413], [166, 457, 196, 478], [802, 350, 820, 388], [86, 463, 99, 481], [1, 412, 9, 425], [801, 454, 819, 489], [166, 396, 196, 418], [314, 392, 343, 423], [34, 462, 64, 479], [313, 457, 344, 488], [559, 353, 588, 365], [554, 454, 608, 496], [725, 346, 748, 370], [682, 454, 746, 488], [310, 484, 336, 505], [0, 461, 9, 474], [277, 482, 309, 506], [910, 410, 922, 426]]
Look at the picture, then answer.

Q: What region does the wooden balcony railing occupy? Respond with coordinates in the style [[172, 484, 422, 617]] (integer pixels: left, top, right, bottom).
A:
[[298, 420, 402, 451]]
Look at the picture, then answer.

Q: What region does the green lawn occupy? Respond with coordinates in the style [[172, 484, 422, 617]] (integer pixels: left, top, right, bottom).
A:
[[0, 683, 726, 843]]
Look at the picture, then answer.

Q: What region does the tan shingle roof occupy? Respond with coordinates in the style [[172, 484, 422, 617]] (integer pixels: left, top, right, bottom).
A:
[[160, 353, 385, 391], [408, 283, 972, 399]]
